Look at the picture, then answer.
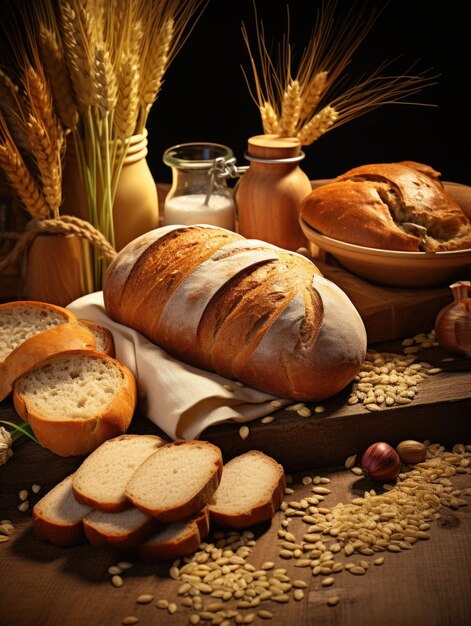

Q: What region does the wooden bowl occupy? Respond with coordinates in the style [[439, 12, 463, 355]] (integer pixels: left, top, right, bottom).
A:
[[300, 180, 471, 288]]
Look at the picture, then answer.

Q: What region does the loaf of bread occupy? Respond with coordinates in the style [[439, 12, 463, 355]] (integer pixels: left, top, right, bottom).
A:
[[0, 301, 96, 401], [300, 161, 471, 252], [103, 225, 367, 401], [13, 350, 137, 457]]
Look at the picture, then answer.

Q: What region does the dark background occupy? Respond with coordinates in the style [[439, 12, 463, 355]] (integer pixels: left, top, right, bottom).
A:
[[147, 0, 470, 186]]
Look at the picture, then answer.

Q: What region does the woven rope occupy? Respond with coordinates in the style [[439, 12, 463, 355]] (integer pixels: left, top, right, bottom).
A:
[[0, 215, 117, 274]]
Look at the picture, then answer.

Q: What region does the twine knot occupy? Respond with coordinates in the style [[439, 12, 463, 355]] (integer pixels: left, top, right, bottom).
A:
[[0, 215, 117, 275]]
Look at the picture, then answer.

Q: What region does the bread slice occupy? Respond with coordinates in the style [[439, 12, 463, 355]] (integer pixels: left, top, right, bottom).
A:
[[32, 473, 93, 547], [72, 434, 166, 511], [83, 506, 159, 550], [78, 320, 115, 357], [208, 451, 285, 528], [138, 507, 210, 563], [0, 301, 95, 401], [13, 351, 137, 457], [125, 440, 223, 522]]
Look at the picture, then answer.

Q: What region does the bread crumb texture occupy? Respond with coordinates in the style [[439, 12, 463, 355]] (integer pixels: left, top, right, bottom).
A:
[[0, 304, 66, 361], [17, 354, 125, 419]]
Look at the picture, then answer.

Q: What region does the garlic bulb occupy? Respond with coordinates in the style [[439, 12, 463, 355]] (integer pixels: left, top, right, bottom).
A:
[[360, 442, 401, 481], [0, 426, 13, 466], [435, 281, 471, 356]]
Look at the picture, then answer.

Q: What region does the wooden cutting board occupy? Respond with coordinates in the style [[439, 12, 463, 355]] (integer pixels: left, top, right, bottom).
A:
[[315, 257, 453, 344], [201, 345, 471, 472]]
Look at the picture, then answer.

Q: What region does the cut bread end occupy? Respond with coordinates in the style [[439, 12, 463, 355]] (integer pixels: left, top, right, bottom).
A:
[[138, 507, 210, 563], [208, 451, 286, 529], [32, 474, 92, 547], [78, 320, 115, 357], [83, 506, 159, 550], [125, 440, 223, 523], [72, 434, 167, 511], [13, 350, 137, 456]]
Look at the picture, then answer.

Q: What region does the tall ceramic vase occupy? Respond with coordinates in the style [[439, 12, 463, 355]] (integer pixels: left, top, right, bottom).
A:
[[235, 134, 312, 251], [61, 130, 159, 252]]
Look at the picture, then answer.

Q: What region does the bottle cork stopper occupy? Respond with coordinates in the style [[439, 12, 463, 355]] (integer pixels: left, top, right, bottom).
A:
[[247, 134, 302, 159]]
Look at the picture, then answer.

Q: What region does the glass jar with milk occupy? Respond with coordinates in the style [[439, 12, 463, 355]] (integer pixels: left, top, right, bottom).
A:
[[162, 143, 236, 231]]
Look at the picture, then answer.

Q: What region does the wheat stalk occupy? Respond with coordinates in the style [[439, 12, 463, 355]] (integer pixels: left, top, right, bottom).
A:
[[243, 0, 437, 146], [298, 105, 339, 146], [0, 136, 50, 219], [37, 25, 79, 129]]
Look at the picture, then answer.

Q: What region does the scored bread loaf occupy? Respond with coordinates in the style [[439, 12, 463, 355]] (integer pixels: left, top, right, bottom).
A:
[[138, 507, 210, 563], [125, 440, 223, 523], [72, 434, 166, 511], [103, 225, 367, 401], [300, 161, 471, 252], [13, 351, 137, 457], [0, 301, 96, 401], [32, 473, 92, 547], [208, 451, 285, 529]]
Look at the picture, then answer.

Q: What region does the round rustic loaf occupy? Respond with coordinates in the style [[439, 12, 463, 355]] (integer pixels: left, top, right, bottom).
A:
[[300, 161, 471, 252], [103, 225, 367, 401]]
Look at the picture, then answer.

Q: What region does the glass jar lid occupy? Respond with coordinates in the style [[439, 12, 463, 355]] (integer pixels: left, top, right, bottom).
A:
[[163, 142, 234, 170]]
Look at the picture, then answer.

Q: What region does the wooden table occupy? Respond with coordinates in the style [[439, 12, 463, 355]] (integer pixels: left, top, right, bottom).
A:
[[1, 394, 470, 626]]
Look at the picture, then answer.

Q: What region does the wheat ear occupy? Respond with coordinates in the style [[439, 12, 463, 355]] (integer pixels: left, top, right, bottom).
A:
[[300, 71, 329, 121], [140, 17, 174, 111], [25, 115, 62, 217], [0, 70, 31, 152], [279, 80, 302, 137], [0, 142, 51, 219], [94, 42, 118, 112], [115, 52, 140, 139], [38, 25, 79, 129], [59, 0, 96, 112], [297, 105, 339, 146], [260, 101, 280, 134]]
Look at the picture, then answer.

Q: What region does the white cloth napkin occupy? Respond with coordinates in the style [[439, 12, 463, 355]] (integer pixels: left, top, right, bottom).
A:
[[67, 292, 290, 440]]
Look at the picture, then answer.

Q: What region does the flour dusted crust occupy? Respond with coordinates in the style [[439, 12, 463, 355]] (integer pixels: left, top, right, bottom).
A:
[[300, 161, 471, 252], [103, 225, 366, 401]]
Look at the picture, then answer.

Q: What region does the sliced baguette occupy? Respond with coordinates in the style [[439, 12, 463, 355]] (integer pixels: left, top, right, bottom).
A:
[[83, 506, 159, 550], [78, 319, 115, 357], [138, 507, 210, 563], [0, 301, 96, 401], [72, 434, 166, 511], [125, 440, 223, 523], [208, 451, 285, 529], [13, 351, 137, 457], [32, 473, 93, 547]]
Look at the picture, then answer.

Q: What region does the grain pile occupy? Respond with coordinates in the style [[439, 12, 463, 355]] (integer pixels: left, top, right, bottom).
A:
[[115, 440, 470, 625]]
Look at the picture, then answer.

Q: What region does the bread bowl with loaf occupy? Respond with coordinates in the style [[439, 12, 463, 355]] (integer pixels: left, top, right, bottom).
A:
[[103, 224, 367, 402], [300, 161, 471, 252]]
